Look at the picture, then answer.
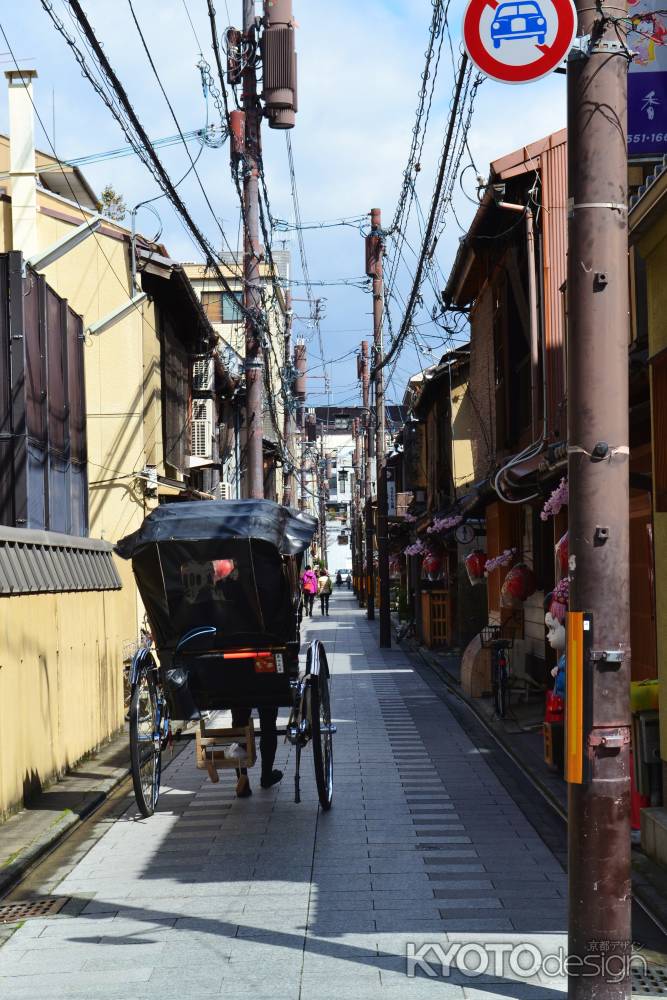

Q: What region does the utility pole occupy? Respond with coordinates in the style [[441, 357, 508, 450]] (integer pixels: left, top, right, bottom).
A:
[[282, 290, 296, 507], [360, 340, 374, 620], [368, 208, 390, 647], [242, 0, 264, 500], [319, 424, 328, 566], [352, 417, 363, 599], [566, 2, 631, 996]]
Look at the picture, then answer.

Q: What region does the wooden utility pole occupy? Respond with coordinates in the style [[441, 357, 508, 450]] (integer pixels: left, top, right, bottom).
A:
[[360, 340, 374, 620], [566, 2, 631, 996], [368, 209, 390, 647], [242, 0, 264, 499]]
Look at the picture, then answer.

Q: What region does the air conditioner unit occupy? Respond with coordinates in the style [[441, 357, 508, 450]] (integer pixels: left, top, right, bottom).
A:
[[191, 399, 213, 460], [192, 357, 214, 392]]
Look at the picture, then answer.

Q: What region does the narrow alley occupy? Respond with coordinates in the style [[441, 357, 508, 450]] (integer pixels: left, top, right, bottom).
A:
[[0, 592, 582, 1000]]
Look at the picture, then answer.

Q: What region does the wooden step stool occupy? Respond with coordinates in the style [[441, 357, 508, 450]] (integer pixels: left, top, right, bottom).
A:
[[195, 718, 257, 784]]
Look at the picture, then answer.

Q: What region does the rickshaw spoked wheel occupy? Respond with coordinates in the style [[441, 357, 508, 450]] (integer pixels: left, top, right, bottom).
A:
[[307, 644, 334, 811], [130, 667, 162, 818]]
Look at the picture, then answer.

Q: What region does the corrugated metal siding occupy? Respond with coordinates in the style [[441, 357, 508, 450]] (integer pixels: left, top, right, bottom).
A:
[[0, 526, 121, 595], [540, 138, 568, 441]]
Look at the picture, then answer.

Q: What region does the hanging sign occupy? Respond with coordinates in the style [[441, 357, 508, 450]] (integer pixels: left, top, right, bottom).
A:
[[386, 468, 397, 518], [462, 0, 577, 83], [628, 0, 667, 156]]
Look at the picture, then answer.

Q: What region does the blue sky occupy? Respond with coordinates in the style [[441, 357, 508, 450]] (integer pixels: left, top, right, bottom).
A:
[[0, 0, 568, 406]]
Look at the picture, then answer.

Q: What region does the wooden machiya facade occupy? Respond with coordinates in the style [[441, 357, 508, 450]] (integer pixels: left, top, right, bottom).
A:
[[395, 129, 656, 706]]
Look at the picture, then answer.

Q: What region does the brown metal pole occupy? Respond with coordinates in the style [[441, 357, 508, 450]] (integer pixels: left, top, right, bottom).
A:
[[369, 208, 391, 647], [566, 3, 631, 996], [242, 0, 264, 499], [361, 340, 375, 620]]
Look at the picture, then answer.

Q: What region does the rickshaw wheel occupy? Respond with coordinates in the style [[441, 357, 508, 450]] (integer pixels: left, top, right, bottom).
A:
[[130, 668, 161, 818], [309, 656, 334, 811]]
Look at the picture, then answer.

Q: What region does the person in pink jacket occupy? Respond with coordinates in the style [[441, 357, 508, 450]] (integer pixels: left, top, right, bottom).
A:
[[301, 567, 318, 617]]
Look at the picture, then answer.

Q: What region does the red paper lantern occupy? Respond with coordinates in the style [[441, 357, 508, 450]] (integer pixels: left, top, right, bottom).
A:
[[555, 531, 568, 576], [500, 563, 537, 607], [422, 553, 443, 581], [464, 549, 487, 586]]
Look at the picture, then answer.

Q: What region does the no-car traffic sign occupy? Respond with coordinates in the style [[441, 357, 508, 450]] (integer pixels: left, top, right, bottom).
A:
[[463, 0, 577, 84]]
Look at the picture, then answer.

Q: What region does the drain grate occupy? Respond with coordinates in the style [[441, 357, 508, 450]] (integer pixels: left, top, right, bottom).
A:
[[633, 965, 667, 997], [0, 897, 69, 924]]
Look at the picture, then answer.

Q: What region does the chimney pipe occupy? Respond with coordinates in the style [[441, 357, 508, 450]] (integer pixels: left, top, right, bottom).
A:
[[5, 69, 39, 260]]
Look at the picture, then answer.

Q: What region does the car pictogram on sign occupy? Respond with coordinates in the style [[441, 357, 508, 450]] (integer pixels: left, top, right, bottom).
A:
[[463, 0, 576, 84], [491, 1, 547, 47]]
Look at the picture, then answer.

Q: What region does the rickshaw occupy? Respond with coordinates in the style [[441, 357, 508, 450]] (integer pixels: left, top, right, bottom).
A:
[[116, 499, 334, 817]]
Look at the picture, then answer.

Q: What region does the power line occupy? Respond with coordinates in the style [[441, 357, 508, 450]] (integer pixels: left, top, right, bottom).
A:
[[41, 0, 255, 326], [377, 53, 471, 376]]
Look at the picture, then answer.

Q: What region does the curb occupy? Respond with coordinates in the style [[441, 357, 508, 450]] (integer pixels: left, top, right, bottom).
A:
[[406, 638, 667, 940], [0, 734, 193, 900]]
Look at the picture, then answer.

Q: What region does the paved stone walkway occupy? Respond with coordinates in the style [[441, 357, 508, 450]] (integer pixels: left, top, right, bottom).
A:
[[0, 592, 568, 999]]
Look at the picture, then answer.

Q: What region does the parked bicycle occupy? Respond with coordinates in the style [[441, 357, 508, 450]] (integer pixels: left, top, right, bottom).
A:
[[395, 619, 416, 641], [480, 624, 515, 719]]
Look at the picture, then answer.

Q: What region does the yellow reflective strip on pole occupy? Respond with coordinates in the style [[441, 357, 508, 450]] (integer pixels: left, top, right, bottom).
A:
[[566, 611, 584, 784]]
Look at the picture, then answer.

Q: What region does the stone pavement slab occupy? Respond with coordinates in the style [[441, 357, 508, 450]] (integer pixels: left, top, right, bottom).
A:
[[0, 592, 571, 999]]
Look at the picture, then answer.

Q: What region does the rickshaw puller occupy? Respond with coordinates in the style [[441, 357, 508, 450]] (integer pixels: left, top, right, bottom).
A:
[[231, 705, 283, 797]]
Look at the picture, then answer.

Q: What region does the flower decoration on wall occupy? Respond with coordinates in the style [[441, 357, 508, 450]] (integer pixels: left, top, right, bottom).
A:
[[404, 512, 417, 523], [484, 547, 517, 576], [404, 540, 427, 557], [541, 477, 569, 521]]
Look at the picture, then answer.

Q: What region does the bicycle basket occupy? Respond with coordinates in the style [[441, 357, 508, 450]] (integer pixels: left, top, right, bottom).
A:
[[480, 625, 501, 648]]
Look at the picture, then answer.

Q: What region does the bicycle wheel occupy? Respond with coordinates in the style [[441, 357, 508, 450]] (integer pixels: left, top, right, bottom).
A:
[[130, 668, 161, 817], [308, 647, 334, 811], [495, 664, 508, 718]]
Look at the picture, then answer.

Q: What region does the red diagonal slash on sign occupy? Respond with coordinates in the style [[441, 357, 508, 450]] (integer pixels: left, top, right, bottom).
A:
[[463, 0, 576, 84]]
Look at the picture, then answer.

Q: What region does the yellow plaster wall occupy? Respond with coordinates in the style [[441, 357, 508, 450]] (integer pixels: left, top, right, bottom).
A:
[[0, 567, 131, 819], [638, 218, 667, 760], [0, 193, 153, 814], [450, 379, 475, 493]]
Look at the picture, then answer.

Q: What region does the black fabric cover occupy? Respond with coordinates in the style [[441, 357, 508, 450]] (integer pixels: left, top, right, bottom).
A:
[[115, 500, 317, 655], [116, 499, 317, 560]]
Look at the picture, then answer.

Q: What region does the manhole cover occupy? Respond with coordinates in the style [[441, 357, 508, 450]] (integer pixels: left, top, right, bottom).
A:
[[0, 897, 69, 924], [633, 965, 667, 996]]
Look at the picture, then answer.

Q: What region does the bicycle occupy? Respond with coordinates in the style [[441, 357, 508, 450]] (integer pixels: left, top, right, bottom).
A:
[[490, 639, 511, 718], [395, 619, 416, 641], [128, 631, 170, 817], [480, 624, 515, 719]]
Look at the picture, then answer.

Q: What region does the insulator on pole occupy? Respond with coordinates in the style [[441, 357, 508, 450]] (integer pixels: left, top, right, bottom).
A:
[[226, 28, 243, 85], [229, 109, 246, 163], [294, 342, 307, 399]]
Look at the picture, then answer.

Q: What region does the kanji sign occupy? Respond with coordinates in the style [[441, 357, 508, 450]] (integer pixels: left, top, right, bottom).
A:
[[628, 0, 667, 155], [463, 0, 577, 84]]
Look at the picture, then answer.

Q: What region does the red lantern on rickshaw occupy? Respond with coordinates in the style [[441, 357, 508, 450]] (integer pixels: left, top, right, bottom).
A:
[[464, 549, 487, 586]]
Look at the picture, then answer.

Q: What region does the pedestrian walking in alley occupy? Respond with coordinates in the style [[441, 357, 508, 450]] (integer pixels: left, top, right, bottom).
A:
[[230, 705, 282, 797], [318, 567, 332, 615], [301, 565, 318, 616]]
